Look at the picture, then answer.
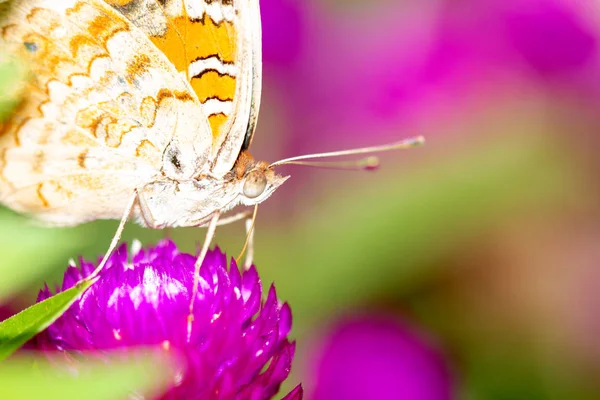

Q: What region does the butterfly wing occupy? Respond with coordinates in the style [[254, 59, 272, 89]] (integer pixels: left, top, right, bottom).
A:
[[103, 0, 263, 175], [0, 0, 212, 225]]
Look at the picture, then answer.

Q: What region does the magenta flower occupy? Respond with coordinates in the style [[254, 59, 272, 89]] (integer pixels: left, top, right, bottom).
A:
[[503, 0, 597, 78], [274, 0, 600, 159], [310, 315, 453, 400], [33, 240, 302, 400], [261, 0, 305, 69]]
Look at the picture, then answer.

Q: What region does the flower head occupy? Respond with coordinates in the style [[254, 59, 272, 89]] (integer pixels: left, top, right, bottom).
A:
[[310, 315, 453, 400], [34, 239, 301, 399]]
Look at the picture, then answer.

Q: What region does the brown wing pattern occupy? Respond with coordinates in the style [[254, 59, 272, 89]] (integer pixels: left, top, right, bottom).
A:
[[0, 0, 210, 225], [104, 0, 262, 175]]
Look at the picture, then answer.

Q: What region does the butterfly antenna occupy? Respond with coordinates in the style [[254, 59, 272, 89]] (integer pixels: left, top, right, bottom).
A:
[[274, 156, 381, 171], [269, 135, 425, 169]]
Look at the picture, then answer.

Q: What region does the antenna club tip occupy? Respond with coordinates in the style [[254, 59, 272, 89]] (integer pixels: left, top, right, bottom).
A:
[[410, 135, 426, 146], [360, 156, 380, 171]]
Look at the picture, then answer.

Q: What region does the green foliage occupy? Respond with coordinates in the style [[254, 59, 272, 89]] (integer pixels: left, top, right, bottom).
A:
[[0, 280, 92, 360], [0, 354, 171, 399], [0, 211, 87, 302]]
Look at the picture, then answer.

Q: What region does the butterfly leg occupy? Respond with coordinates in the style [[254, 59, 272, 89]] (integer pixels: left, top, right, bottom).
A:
[[241, 205, 258, 270], [242, 217, 255, 270], [187, 211, 221, 340], [211, 210, 253, 226], [202, 208, 257, 270], [236, 205, 258, 270], [136, 190, 174, 240], [136, 189, 158, 228], [206, 208, 258, 270], [201, 209, 256, 269], [86, 191, 138, 282]]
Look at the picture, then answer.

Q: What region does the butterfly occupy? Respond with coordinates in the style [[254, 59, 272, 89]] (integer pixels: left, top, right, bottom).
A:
[[0, 0, 423, 332]]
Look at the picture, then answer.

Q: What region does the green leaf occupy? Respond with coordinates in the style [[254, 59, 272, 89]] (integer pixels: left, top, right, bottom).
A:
[[0, 280, 93, 360], [0, 353, 172, 399]]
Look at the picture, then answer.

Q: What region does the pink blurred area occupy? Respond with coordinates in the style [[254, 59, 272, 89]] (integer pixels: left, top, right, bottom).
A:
[[307, 315, 453, 400], [259, 0, 600, 150], [257, 0, 600, 398]]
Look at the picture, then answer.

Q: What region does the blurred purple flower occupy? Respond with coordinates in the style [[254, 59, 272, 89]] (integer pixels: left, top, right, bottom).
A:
[[261, 0, 305, 68], [503, 0, 597, 78], [310, 315, 453, 400], [272, 0, 600, 155], [33, 240, 301, 400], [288, 2, 444, 152], [0, 305, 13, 321]]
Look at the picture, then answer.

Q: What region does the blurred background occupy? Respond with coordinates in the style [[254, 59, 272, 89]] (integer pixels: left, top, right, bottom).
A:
[[2, 0, 600, 398]]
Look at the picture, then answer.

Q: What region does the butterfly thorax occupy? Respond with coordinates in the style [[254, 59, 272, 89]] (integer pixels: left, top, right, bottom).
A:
[[137, 151, 287, 228]]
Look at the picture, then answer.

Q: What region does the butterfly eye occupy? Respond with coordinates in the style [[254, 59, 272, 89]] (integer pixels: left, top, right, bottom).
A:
[[243, 170, 267, 199]]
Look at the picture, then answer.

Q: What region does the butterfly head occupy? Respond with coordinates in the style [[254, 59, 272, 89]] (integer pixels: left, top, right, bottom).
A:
[[233, 152, 289, 206]]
